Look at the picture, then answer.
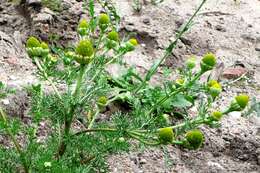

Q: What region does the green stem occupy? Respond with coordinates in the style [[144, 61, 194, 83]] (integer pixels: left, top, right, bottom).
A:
[[34, 59, 62, 100], [74, 128, 118, 136], [135, 116, 209, 134], [127, 132, 160, 146], [73, 65, 86, 97], [0, 107, 30, 173], [88, 109, 100, 129], [134, 0, 208, 94], [57, 65, 86, 157]]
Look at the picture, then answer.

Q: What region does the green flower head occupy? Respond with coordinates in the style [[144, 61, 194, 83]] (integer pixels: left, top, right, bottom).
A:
[[185, 129, 204, 150], [98, 96, 108, 106], [207, 80, 218, 87], [79, 19, 88, 28], [211, 111, 223, 121], [200, 53, 216, 72], [158, 127, 174, 144], [107, 31, 119, 42], [186, 56, 196, 69], [229, 94, 250, 112], [129, 38, 138, 46], [41, 42, 49, 49], [175, 78, 185, 88], [99, 13, 110, 29], [235, 94, 249, 109], [209, 82, 222, 98], [26, 36, 41, 48], [75, 40, 94, 57]]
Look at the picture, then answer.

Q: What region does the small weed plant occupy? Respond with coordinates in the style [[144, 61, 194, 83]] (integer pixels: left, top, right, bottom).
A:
[[0, 0, 251, 172]]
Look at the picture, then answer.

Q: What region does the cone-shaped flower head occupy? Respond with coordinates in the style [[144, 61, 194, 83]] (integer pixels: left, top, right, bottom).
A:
[[76, 40, 94, 57], [235, 94, 249, 109], [98, 96, 108, 106], [26, 37, 50, 57], [175, 78, 185, 88], [200, 53, 216, 72], [158, 127, 174, 144], [211, 111, 223, 121], [41, 42, 49, 49], [229, 94, 249, 112], [208, 80, 222, 98], [78, 19, 89, 36], [26, 36, 41, 48], [207, 80, 218, 87], [129, 38, 138, 46], [186, 56, 196, 69], [99, 13, 110, 30], [185, 129, 204, 150], [107, 31, 119, 42], [79, 19, 88, 28]]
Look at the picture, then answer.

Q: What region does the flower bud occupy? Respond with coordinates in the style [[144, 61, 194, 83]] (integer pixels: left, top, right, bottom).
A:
[[207, 80, 218, 87], [75, 40, 94, 57], [124, 38, 138, 52], [98, 96, 108, 106], [26, 36, 41, 48], [129, 38, 138, 46], [107, 31, 119, 42], [40, 42, 49, 56], [211, 111, 223, 121], [158, 127, 174, 144], [99, 13, 110, 30], [200, 53, 216, 72], [186, 56, 196, 69], [235, 94, 249, 109], [47, 54, 58, 62], [229, 94, 249, 111], [185, 129, 204, 150], [175, 78, 184, 87], [161, 114, 171, 125], [41, 42, 49, 49], [208, 81, 222, 98], [78, 19, 89, 36], [118, 137, 125, 143], [106, 31, 120, 49], [79, 19, 88, 28]]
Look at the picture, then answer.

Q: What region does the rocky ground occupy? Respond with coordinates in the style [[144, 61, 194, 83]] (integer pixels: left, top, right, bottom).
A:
[[0, 0, 260, 172]]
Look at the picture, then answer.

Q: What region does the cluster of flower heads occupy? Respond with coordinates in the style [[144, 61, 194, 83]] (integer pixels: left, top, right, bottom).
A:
[[70, 13, 138, 65], [158, 53, 250, 149], [26, 13, 138, 66], [25, 14, 250, 151], [26, 37, 49, 57]]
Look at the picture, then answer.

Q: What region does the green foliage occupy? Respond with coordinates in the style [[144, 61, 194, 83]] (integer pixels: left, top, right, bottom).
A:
[[0, 0, 251, 172]]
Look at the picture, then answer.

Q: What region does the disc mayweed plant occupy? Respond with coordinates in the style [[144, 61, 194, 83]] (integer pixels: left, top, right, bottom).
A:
[[0, 0, 251, 172]]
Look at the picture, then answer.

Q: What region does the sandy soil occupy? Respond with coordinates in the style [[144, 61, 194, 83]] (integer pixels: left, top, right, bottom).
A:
[[0, 0, 259, 172]]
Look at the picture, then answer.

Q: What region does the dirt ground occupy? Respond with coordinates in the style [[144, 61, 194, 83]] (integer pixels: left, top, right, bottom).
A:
[[0, 0, 260, 172]]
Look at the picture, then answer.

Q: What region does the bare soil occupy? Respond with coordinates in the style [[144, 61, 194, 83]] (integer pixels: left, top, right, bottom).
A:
[[0, 0, 259, 172]]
